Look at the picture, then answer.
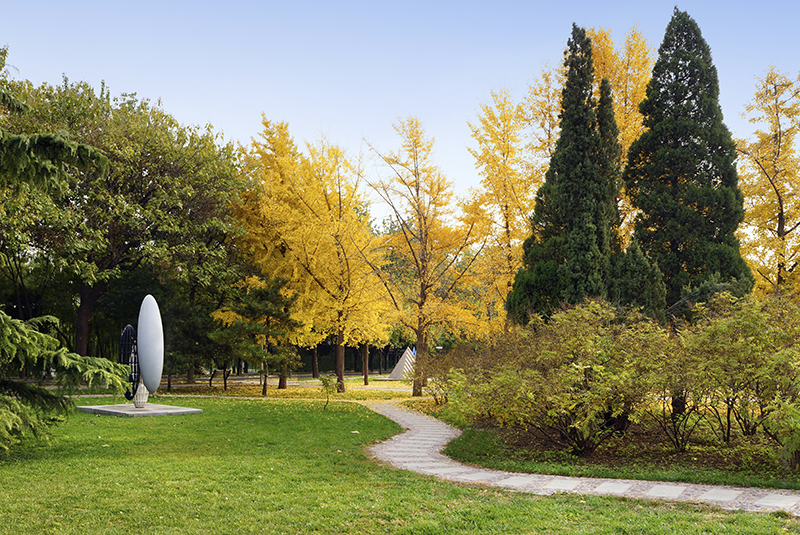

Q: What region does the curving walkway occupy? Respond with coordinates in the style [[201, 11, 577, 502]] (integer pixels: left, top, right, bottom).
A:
[[364, 400, 800, 516]]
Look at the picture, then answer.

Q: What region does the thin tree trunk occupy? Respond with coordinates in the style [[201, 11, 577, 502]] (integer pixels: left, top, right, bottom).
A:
[[413, 324, 427, 397], [362, 343, 369, 386], [335, 329, 345, 393], [312, 345, 319, 379]]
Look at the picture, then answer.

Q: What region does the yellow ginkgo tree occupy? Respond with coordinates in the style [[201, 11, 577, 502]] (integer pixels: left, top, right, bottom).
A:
[[737, 67, 800, 294], [235, 119, 390, 392], [368, 117, 485, 396], [467, 89, 535, 332]]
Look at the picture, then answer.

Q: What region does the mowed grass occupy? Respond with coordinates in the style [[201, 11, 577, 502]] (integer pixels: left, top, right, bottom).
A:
[[156, 376, 412, 400], [1, 398, 799, 534], [158, 383, 410, 400]]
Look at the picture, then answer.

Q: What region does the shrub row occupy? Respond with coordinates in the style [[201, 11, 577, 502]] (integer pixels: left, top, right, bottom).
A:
[[434, 295, 800, 466]]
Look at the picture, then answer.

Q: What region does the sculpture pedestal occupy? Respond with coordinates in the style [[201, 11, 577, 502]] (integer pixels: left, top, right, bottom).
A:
[[77, 404, 202, 417], [132, 383, 149, 408]]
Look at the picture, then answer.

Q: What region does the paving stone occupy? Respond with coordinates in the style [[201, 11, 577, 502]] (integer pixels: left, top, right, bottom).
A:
[[592, 482, 632, 495], [700, 488, 743, 502], [454, 472, 504, 482], [428, 467, 474, 475], [647, 485, 687, 498], [545, 478, 581, 491], [401, 463, 451, 469], [755, 494, 800, 509], [495, 476, 541, 489]]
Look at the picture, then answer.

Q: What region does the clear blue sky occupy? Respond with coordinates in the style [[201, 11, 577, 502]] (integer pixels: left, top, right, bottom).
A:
[[3, 1, 799, 203]]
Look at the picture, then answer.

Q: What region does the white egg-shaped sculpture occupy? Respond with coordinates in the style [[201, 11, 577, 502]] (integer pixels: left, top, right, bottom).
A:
[[137, 295, 164, 394]]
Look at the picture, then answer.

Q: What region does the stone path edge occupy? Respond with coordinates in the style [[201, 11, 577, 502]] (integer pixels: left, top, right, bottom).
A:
[[363, 399, 800, 516]]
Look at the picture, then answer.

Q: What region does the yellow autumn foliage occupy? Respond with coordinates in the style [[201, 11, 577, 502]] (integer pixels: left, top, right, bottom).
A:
[[737, 67, 800, 296]]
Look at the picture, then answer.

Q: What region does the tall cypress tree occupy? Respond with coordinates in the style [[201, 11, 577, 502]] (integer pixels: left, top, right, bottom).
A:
[[597, 78, 623, 257], [507, 25, 612, 322], [624, 8, 752, 307]]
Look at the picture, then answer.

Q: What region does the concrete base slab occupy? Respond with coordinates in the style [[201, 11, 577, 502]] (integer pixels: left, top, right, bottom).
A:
[[76, 403, 203, 417]]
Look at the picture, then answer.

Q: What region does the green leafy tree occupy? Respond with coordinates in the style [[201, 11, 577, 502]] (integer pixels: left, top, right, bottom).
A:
[[597, 78, 623, 257], [2, 78, 243, 356], [624, 8, 753, 309], [684, 294, 800, 443], [0, 49, 128, 450], [0, 48, 107, 195]]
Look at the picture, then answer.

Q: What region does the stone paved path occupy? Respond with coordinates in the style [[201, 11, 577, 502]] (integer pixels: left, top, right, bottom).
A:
[[365, 400, 800, 516]]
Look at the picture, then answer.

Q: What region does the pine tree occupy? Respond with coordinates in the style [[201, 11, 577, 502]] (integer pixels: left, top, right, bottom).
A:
[[507, 25, 612, 321], [210, 277, 301, 395], [624, 8, 752, 308]]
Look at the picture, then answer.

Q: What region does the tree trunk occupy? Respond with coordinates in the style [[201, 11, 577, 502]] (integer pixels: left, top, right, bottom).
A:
[[223, 364, 229, 391], [413, 324, 427, 397], [261, 362, 268, 396], [209, 369, 217, 388], [312, 345, 319, 379], [335, 329, 345, 393], [187, 359, 195, 384], [278, 362, 288, 389], [362, 343, 369, 386], [75, 281, 109, 356]]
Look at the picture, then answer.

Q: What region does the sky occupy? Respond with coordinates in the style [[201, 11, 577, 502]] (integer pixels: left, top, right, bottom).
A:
[[3, 1, 800, 212]]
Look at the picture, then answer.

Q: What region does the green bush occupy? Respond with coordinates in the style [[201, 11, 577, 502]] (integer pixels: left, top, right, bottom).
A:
[[446, 293, 800, 466], [449, 301, 672, 456]]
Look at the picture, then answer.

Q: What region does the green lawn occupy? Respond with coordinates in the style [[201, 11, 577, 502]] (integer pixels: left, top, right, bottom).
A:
[[1, 397, 799, 534], [158, 383, 410, 400]]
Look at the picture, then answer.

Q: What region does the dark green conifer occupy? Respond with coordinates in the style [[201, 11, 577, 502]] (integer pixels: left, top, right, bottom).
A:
[[507, 24, 612, 321], [623, 8, 752, 308], [616, 240, 667, 323], [597, 78, 622, 256]]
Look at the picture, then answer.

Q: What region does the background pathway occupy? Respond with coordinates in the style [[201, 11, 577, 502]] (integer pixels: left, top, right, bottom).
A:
[[365, 400, 800, 516]]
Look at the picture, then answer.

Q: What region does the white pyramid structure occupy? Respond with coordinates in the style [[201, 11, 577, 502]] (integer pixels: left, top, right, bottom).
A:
[[387, 347, 416, 380]]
